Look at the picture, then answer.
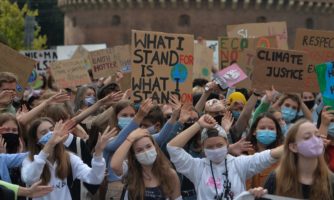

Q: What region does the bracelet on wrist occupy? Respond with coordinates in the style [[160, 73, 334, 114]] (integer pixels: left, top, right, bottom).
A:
[[253, 92, 261, 97]]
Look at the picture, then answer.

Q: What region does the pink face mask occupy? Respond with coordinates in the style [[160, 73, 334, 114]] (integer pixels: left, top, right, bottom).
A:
[[296, 135, 324, 158]]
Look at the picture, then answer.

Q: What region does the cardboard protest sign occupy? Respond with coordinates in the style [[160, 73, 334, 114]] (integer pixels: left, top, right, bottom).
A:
[[20, 50, 58, 74], [252, 48, 307, 92], [227, 21, 288, 50], [218, 36, 278, 88], [295, 28, 334, 92], [193, 43, 213, 80], [315, 62, 334, 108], [131, 30, 194, 104], [71, 46, 92, 70], [50, 59, 91, 89], [218, 36, 277, 68], [90, 45, 130, 79], [56, 44, 106, 60], [0, 43, 36, 91], [214, 63, 247, 89]]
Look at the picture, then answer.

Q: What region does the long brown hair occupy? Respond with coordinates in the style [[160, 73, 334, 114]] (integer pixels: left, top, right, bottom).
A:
[[275, 119, 333, 199], [125, 135, 174, 200], [0, 113, 24, 153], [27, 117, 70, 185]]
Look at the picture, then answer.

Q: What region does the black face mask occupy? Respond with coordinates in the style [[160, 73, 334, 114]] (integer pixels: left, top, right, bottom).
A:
[[304, 100, 315, 110], [2, 133, 19, 154]]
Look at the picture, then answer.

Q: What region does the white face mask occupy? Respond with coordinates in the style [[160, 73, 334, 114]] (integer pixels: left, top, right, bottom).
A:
[[135, 148, 157, 165], [204, 147, 228, 164]]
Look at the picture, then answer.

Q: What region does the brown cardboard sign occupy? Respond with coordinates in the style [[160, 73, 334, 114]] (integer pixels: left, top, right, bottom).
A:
[[193, 43, 213, 80], [72, 46, 92, 70], [227, 21, 288, 50], [0, 43, 36, 91], [131, 30, 194, 104], [50, 59, 91, 89], [294, 28, 334, 92], [90, 45, 130, 79], [218, 36, 278, 88], [252, 48, 307, 92]]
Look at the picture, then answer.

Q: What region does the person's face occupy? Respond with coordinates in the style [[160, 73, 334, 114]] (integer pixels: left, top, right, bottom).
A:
[[203, 136, 228, 150], [0, 82, 16, 93], [282, 98, 298, 111], [254, 117, 276, 135], [85, 88, 95, 97], [140, 119, 154, 129], [117, 106, 136, 118], [302, 92, 315, 101], [1, 120, 18, 134], [273, 111, 286, 126], [36, 121, 54, 140], [289, 122, 320, 153], [230, 101, 244, 112], [133, 136, 155, 154]]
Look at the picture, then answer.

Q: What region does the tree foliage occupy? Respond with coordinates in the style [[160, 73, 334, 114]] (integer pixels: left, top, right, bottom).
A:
[[0, 0, 47, 50]]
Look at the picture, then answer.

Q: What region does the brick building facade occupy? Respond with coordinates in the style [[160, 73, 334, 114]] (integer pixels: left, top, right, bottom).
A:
[[58, 0, 334, 48]]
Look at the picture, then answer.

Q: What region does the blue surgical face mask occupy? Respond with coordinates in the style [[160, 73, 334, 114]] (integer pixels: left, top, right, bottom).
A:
[[256, 129, 277, 146], [328, 123, 334, 137], [118, 117, 133, 129], [232, 111, 241, 120], [147, 125, 156, 135], [38, 131, 53, 145], [84, 96, 96, 107], [281, 106, 297, 123]]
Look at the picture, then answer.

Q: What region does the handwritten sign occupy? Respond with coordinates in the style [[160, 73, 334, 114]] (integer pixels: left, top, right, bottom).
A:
[[50, 59, 91, 89], [131, 30, 194, 104], [193, 43, 213, 80], [218, 36, 277, 88], [315, 62, 334, 108], [215, 63, 247, 88], [20, 50, 58, 74], [227, 21, 288, 50], [71, 46, 92, 70], [252, 48, 307, 92], [0, 43, 36, 91], [90, 45, 130, 79], [295, 28, 334, 92]]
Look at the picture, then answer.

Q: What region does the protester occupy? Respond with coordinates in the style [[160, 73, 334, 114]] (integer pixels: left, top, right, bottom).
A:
[[111, 128, 182, 200], [167, 114, 283, 199], [249, 119, 333, 199]]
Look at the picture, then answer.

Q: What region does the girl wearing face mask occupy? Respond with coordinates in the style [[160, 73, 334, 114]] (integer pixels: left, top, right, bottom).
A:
[[250, 119, 333, 200], [273, 94, 312, 126], [111, 128, 181, 200], [245, 113, 283, 189], [167, 114, 283, 199], [104, 98, 180, 200], [73, 86, 97, 114], [21, 119, 111, 200]]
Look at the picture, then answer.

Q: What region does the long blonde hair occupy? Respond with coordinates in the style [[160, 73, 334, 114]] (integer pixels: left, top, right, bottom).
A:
[[275, 119, 333, 199]]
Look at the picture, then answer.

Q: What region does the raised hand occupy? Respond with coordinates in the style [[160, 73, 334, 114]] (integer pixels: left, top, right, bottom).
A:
[[45, 92, 70, 105], [0, 90, 15, 106], [179, 104, 192, 124], [264, 86, 279, 103], [122, 89, 132, 100], [16, 104, 29, 119], [127, 128, 149, 143], [228, 137, 253, 156], [95, 126, 118, 156], [221, 111, 233, 132], [47, 121, 71, 147], [248, 187, 267, 198], [169, 95, 182, 121], [99, 91, 124, 107], [197, 114, 217, 129], [321, 106, 334, 127], [137, 98, 154, 117]]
